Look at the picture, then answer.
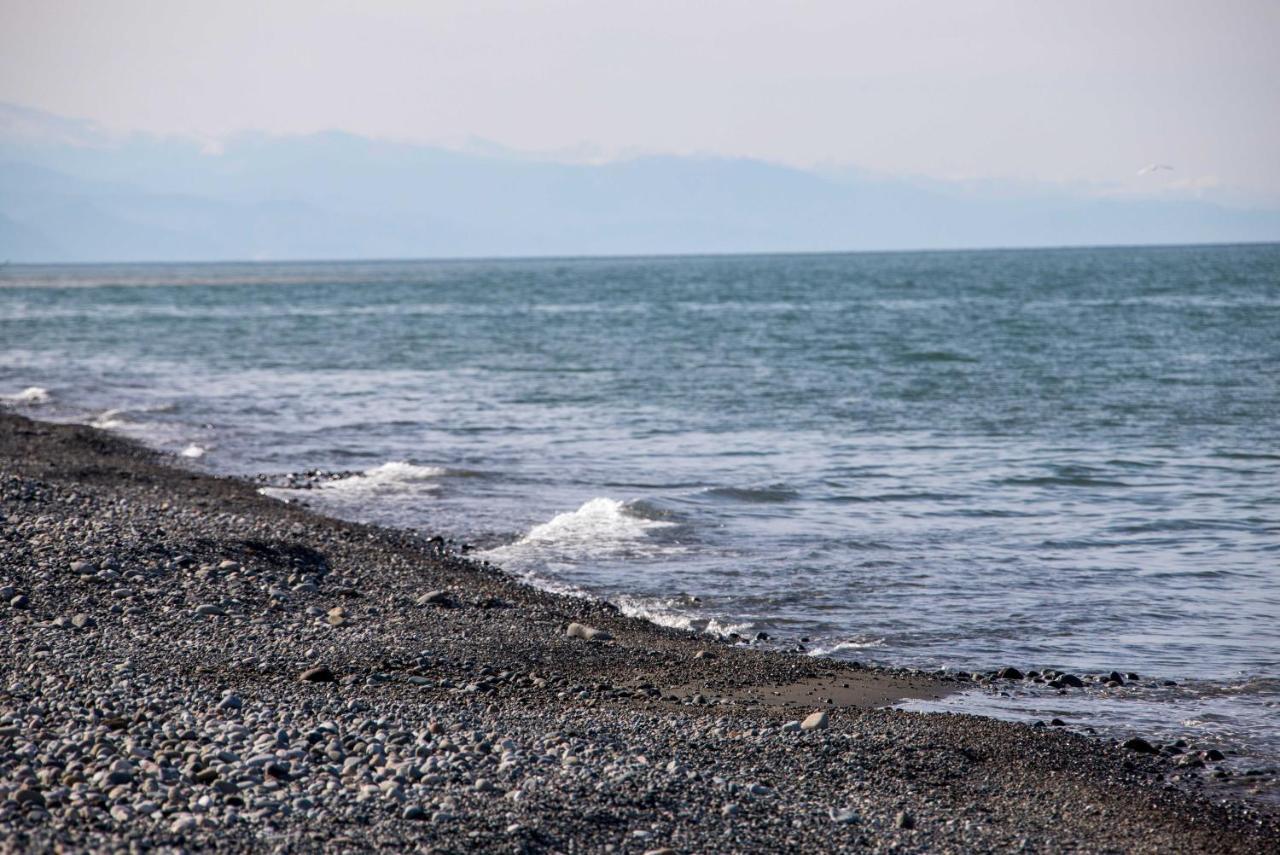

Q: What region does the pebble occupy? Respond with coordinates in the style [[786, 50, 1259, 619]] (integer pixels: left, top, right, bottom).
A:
[[299, 665, 337, 682], [14, 788, 45, 807], [416, 589, 455, 607], [565, 622, 612, 641], [801, 710, 828, 731], [1123, 737, 1157, 754]]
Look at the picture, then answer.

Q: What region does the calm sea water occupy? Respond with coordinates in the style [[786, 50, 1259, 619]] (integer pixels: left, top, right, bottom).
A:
[[3, 246, 1278, 787]]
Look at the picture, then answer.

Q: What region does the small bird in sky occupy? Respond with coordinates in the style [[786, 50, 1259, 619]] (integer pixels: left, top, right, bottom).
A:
[[1137, 163, 1174, 175]]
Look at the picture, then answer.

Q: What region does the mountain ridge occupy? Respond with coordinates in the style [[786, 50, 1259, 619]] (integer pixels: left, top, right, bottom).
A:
[[3, 101, 1278, 263]]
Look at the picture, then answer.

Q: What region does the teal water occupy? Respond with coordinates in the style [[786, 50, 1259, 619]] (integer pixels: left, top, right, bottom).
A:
[[3, 244, 1278, 779]]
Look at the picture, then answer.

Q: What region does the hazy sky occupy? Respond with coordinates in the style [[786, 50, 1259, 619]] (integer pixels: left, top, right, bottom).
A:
[[3, 0, 1279, 203]]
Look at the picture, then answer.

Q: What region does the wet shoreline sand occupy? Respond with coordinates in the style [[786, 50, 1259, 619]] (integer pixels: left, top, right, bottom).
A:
[[1, 411, 1275, 852]]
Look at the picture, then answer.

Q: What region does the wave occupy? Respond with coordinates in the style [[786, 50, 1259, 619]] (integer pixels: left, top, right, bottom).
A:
[[1, 386, 51, 405], [898, 350, 977, 364], [807, 637, 886, 657], [179, 444, 206, 459], [610, 594, 754, 638], [483, 498, 676, 565], [90, 408, 130, 429], [996, 475, 1130, 488], [319, 461, 447, 493], [701, 485, 799, 504]]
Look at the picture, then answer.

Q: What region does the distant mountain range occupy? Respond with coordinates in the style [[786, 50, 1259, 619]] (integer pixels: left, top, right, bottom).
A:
[[2, 102, 1278, 263]]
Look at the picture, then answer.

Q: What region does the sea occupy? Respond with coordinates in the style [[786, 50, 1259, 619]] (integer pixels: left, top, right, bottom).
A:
[[3, 244, 1278, 797]]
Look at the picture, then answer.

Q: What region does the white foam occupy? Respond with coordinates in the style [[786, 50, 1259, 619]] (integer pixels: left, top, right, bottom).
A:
[[180, 444, 206, 459], [806, 638, 886, 657], [613, 595, 696, 631], [90, 408, 130, 429], [2, 386, 50, 405], [487, 497, 674, 562], [705, 618, 754, 638], [320, 461, 447, 493]]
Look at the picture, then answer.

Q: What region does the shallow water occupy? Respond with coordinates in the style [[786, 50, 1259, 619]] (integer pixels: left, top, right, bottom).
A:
[[2, 245, 1277, 781]]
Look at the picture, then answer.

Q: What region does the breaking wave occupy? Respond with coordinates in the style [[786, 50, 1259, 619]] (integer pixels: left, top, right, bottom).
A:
[[482, 497, 677, 566], [1, 386, 51, 405], [320, 461, 447, 493]]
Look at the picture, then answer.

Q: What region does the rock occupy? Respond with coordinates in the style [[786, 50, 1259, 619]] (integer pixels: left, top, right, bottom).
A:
[[1122, 737, 1156, 754], [403, 805, 426, 820], [695, 650, 716, 660], [299, 665, 337, 683], [265, 763, 291, 780], [71, 613, 96, 628], [217, 693, 242, 711], [754, 632, 770, 641], [895, 811, 915, 829], [10, 594, 29, 609], [1205, 749, 1225, 761], [565, 622, 612, 641], [1050, 718, 1066, 727], [1055, 674, 1084, 688], [997, 666, 1024, 680], [801, 711, 829, 731], [416, 590, 455, 607], [829, 807, 859, 824], [170, 815, 197, 834], [195, 603, 225, 617], [14, 788, 45, 807]]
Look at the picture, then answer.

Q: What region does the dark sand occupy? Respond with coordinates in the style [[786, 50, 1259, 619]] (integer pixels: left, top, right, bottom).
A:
[[1, 411, 1275, 852]]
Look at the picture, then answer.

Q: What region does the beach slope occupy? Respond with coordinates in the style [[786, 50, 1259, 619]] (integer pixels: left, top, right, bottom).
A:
[[0, 412, 1273, 852]]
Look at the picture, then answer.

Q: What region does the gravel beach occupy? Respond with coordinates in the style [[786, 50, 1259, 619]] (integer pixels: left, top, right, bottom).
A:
[[1, 411, 1275, 853]]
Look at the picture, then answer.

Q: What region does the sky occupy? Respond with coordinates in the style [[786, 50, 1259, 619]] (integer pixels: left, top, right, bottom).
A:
[[2, 0, 1279, 205]]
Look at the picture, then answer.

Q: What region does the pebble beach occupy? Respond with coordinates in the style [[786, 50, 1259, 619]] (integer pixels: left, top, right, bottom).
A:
[[1, 411, 1276, 853]]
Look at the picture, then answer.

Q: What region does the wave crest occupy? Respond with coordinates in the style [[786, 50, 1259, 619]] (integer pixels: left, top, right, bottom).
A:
[[321, 461, 447, 493], [2, 386, 51, 405]]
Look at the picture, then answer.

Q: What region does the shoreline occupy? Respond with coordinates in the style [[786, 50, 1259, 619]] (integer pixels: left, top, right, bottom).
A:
[[1, 411, 1275, 851]]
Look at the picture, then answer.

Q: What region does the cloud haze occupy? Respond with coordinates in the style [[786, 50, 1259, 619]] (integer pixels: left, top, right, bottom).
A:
[[3, 0, 1279, 206]]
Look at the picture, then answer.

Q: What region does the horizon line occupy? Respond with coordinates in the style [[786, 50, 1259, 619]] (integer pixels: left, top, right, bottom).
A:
[[3, 238, 1278, 271]]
